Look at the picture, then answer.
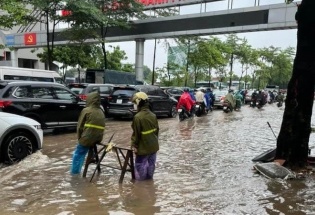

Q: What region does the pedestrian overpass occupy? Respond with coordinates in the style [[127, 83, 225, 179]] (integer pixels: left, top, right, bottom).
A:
[[3, 2, 298, 83]]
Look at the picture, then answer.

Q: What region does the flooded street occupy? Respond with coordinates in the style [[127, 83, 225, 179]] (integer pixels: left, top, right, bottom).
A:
[[1, 104, 315, 215]]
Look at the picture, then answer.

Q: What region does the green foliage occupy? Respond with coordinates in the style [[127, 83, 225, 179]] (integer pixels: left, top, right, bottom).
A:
[[107, 46, 127, 70], [0, 0, 30, 29], [37, 44, 133, 73]]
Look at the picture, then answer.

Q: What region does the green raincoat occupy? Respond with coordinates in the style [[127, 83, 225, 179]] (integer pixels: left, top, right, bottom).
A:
[[131, 103, 159, 155], [77, 91, 105, 147], [225, 92, 236, 109]]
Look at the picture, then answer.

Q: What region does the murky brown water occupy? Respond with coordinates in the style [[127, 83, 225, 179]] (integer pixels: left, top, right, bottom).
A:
[[1, 104, 315, 215]]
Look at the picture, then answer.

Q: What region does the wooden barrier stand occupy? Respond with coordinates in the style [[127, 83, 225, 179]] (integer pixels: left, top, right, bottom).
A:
[[82, 143, 135, 183]]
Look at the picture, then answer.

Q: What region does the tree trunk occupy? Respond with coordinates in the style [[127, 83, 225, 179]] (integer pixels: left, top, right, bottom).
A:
[[275, 0, 315, 167]]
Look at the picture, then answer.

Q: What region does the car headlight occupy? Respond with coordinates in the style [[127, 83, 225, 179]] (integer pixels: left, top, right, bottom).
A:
[[33, 124, 41, 130]]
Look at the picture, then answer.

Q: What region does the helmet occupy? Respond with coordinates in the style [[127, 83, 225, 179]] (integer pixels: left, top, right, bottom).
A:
[[132, 92, 148, 105], [183, 88, 189, 92]]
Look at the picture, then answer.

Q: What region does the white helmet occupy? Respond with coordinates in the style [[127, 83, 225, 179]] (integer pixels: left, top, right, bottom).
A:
[[132, 92, 148, 105]]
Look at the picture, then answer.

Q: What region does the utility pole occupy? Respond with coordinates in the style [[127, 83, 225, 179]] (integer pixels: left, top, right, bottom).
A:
[[185, 39, 191, 87], [151, 39, 157, 85], [229, 53, 233, 90]]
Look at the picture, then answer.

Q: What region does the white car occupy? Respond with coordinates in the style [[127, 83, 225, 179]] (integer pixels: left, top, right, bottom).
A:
[[0, 112, 43, 164]]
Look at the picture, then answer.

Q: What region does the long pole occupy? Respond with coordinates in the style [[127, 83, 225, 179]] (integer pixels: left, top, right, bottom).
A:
[[185, 39, 191, 87], [152, 39, 157, 85], [229, 53, 233, 90]]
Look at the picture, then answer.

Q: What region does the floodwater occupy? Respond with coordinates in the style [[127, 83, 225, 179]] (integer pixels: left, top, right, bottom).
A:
[[1, 104, 315, 215]]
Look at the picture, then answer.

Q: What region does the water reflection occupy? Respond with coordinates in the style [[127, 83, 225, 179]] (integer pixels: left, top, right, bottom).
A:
[[177, 118, 196, 140], [120, 180, 160, 215], [263, 180, 307, 215]]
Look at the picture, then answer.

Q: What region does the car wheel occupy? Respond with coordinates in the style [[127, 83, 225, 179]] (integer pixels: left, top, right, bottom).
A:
[[168, 105, 177, 118], [3, 131, 34, 163]]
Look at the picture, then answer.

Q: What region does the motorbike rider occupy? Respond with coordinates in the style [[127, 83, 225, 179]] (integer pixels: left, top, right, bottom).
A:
[[189, 89, 196, 101], [224, 89, 236, 110], [256, 90, 267, 106], [206, 88, 215, 110], [195, 89, 206, 114], [177, 88, 195, 117], [234, 90, 243, 110], [251, 90, 258, 107], [269, 91, 275, 103], [276, 91, 285, 103]]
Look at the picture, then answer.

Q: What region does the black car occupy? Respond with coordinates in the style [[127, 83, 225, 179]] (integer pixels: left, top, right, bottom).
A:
[[0, 81, 86, 129], [161, 87, 184, 101], [68, 83, 114, 116], [108, 85, 178, 119]]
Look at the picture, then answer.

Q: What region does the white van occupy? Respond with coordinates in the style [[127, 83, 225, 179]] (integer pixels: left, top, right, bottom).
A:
[[0, 66, 64, 84]]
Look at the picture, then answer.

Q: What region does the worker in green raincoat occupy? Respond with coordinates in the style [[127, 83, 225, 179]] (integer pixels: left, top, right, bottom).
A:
[[71, 91, 105, 175], [224, 89, 236, 110], [131, 92, 159, 180]]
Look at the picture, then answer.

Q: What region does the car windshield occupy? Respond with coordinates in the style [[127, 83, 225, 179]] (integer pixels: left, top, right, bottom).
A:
[[112, 89, 136, 97], [70, 87, 85, 95]]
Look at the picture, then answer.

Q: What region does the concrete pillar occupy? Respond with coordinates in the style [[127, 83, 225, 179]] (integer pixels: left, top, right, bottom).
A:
[[11, 49, 18, 67], [135, 38, 145, 84]]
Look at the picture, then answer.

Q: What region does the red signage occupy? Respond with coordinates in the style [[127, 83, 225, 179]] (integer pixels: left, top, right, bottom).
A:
[[61, 10, 72, 16], [24, 33, 37, 45]]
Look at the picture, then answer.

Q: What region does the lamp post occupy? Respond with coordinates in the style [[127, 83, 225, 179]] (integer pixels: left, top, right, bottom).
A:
[[228, 53, 234, 90]]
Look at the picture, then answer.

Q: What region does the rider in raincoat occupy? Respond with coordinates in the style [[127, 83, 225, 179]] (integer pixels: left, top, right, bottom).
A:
[[224, 90, 236, 110], [234, 90, 243, 110]]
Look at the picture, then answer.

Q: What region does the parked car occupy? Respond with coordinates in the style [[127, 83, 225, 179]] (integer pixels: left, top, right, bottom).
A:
[[108, 85, 178, 119], [161, 87, 184, 101], [68, 83, 114, 116], [0, 112, 43, 163], [0, 81, 86, 129], [213, 90, 228, 108]]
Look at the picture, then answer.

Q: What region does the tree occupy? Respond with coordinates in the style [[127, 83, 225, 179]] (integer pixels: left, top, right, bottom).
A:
[[198, 37, 228, 88], [61, 0, 145, 83], [106, 46, 128, 70], [224, 34, 242, 89], [275, 0, 315, 168], [27, 0, 66, 70], [188, 41, 205, 87], [269, 48, 294, 88], [0, 0, 30, 29], [0, 0, 30, 48]]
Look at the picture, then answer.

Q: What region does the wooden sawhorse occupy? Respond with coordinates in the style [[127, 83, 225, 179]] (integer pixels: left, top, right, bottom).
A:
[[82, 143, 135, 183]]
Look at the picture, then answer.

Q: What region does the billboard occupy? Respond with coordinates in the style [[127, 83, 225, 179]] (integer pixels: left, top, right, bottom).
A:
[[57, 0, 223, 14], [140, 0, 223, 9], [5, 35, 15, 46]]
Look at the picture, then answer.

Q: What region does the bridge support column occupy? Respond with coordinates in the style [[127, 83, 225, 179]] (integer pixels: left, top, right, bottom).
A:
[[135, 38, 145, 84], [11, 49, 18, 67]]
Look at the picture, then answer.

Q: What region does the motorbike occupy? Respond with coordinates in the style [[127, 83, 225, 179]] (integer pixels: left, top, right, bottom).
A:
[[277, 101, 283, 107], [177, 106, 190, 121], [223, 101, 233, 113], [235, 99, 242, 111], [250, 98, 256, 108], [195, 102, 207, 117], [256, 99, 264, 109]]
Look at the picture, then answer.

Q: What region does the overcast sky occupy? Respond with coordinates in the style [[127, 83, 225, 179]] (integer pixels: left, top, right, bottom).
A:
[[107, 0, 298, 76]]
